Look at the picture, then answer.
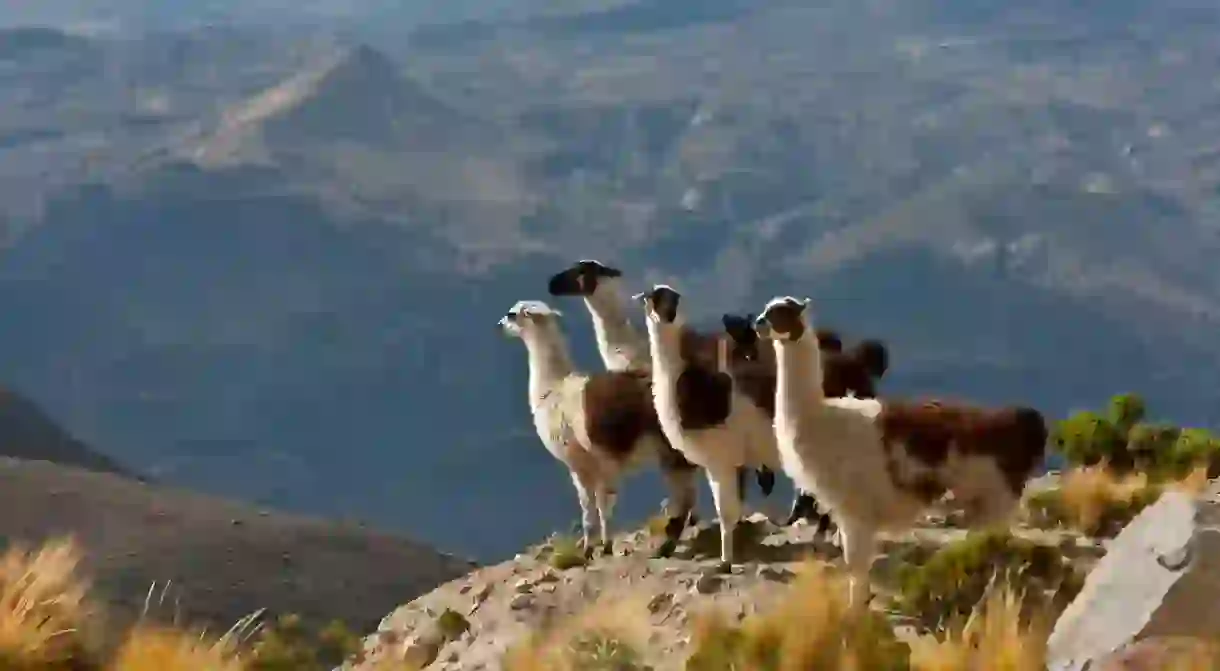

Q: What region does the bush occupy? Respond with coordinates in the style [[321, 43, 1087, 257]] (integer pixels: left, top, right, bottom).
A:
[[537, 535, 590, 571], [893, 531, 1083, 632], [1052, 394, 1220, 478], [1025, 467, 1163, 536], [1026, 465, 1209, 537], [247, 613, 362, 670]]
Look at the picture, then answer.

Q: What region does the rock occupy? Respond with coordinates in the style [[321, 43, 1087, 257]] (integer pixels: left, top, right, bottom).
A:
[[1047, 491, 1220, 670], [757, 566, 792, 582], [399, 624, 450, 669], [647, 592, 674, 614], [1091, 637, 1219, 670], [509, 593, 532, 610], [473, 583, 493, 603], [513, 578, 532, 594], [692, 573, 721, 595]]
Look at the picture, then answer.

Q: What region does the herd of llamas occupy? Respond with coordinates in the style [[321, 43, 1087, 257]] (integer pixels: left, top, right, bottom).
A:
[[498, 259, 1047, 609]]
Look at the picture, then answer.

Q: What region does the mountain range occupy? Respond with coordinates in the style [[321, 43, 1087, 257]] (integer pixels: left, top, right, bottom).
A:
[[2, 0, 1220, 560]]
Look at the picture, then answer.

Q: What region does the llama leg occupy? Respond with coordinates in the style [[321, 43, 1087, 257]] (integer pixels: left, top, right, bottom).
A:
[[570, 471, 601, 559], [839, 523, 876, 612], [595, 485, 617, 556], [785, 491, 815, 526], [707, 467, 743, 571], [656, 465, 697, 558]]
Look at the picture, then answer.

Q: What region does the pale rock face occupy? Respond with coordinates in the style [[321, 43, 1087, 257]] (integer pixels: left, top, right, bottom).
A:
[[1047, 491, 1220, 671]]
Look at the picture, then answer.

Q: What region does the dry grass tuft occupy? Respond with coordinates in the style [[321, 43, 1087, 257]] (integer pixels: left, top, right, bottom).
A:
[[685, 561, 909, 671], [908, 586, 1047, 671], [107, 625, 245, 671], [502, 592, 656, 670], [0, 537, 101, 670], [1026, 464, 1209, 536]]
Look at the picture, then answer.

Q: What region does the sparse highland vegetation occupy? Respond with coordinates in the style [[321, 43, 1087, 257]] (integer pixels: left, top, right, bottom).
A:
[[11, 393, 1212, 670]]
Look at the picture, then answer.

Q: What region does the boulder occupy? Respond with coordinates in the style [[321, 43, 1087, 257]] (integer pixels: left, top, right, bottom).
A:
[[1047, 490, 1220, 670]]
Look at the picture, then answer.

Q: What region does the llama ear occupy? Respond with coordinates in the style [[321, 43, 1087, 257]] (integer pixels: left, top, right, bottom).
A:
[[721, 314, 737, 329], [631, 291, 647, 303], [801, 297, 812, 307]]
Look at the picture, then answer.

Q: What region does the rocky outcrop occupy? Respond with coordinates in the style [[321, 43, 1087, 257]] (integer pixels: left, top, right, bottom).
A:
[[1047, 488, 1220, 670], [349, 510, 1101, 670]]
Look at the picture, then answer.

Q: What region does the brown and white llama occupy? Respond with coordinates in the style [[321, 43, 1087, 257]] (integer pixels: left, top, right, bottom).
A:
[[721, 314, 890, 530], [547, 259, 778, 514], [754, 295, 1047, 608], [498, 300, 698, 558], [636, 285, 783, 570]]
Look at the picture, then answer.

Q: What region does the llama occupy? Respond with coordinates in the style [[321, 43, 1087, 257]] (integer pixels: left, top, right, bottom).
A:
[[754, 295, 1047, 608], [635, 285, 782, 570], [721, 314, 891, 529], [498, 300, 699, 558], [547, 259, 776, 513]]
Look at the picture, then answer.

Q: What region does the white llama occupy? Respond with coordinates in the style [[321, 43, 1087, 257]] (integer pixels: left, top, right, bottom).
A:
[[755, 295, 1047, 608]]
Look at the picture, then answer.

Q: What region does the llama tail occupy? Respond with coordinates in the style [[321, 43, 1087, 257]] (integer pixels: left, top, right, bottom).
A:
[[851, 339, 890, 378]]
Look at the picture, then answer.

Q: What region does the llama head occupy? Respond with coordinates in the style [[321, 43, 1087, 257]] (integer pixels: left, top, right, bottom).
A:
[[547, 259, 623, 298], [755, 296, 813, 342], [633, 284, 683, 327], [815, 329, 843, 353], [499, 300, 563, 339], [722, 313, 760, 362], [853, 339, 890, 378]]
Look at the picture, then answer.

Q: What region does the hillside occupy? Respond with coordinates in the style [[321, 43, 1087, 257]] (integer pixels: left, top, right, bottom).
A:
[[0, 458, 476, 635], [2, 0, 1220, 561], [0, 386, 129, 476]]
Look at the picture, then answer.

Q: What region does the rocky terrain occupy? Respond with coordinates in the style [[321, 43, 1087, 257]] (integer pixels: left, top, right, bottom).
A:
[[344, 476, 1103, 670]]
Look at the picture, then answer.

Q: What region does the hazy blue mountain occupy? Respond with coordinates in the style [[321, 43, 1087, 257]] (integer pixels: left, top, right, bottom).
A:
[[3, 1, 1220, 560]]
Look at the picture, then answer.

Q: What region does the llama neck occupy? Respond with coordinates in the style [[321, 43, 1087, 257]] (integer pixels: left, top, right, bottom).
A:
[[644, 319, 684, 384], [584, 282, 648, 370], [774, 335, 825, 416], [522, 332, 575, 406]]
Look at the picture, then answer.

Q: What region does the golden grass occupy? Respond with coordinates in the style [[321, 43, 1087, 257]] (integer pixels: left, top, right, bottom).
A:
[[107, 625, 245, 671], [0, 536, 366, 670], [685, 562, 909, 670], [0, 537, 98, 670], [502, 591, 655, 670], [1026, 464, 1210, 536], [908, 587, 1048, 671]]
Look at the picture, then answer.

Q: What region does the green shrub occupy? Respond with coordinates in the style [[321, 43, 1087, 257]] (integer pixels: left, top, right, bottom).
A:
[[894, 531, 1083, 632], [538, 535, 589, 571], [1053, 394, 1220, 478], [247, 613, 362, 670]]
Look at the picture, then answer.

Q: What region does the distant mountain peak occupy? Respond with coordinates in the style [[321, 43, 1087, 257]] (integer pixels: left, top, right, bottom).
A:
[[190, 43, 461, 167]]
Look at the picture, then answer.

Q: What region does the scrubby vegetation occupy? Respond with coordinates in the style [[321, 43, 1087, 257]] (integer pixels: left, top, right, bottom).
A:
[[537, 534, 591, 570], [8, 388, 1220, 671], [0, 536, 368, 670], [892, 530, 1083, 632], [1028, 394, 1216, 536], [1024, 465, 1206, 536], [1053, 393, 1220, 477]]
